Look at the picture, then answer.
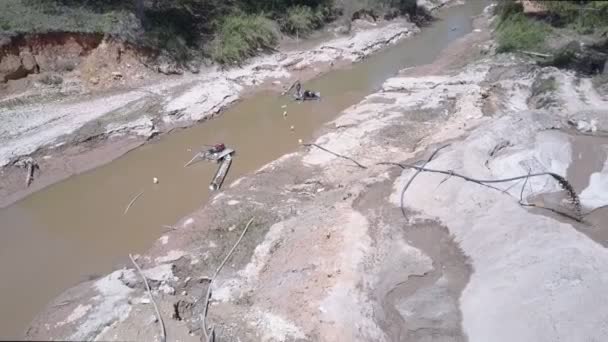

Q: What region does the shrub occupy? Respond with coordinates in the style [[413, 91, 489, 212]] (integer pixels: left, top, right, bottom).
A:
[[208, 14, 279, 65], [496, 12, 550, 53], [493, 0, 523, 24], [531, 1, 608, 33], [337, 0, 429, 32], [281, 5, 323, 36]]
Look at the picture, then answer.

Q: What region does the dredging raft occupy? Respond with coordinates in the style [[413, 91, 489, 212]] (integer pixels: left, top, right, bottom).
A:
[[184, 143, 235, 191]]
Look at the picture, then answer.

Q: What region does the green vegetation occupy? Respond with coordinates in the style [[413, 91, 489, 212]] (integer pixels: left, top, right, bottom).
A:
[[540, 1, 608, 33], [209, 14, 279, 65], [0, 0, 431, 65], [494, 1, 608, 77], [0, 0, 132, 34], [494, 1, 608, 53], [496, 12, 550, 53]]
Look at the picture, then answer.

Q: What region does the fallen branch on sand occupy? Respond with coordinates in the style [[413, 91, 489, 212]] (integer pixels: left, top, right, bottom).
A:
[[129, 254, 166, 342], [303, 143, 368, 169], [124, 190, 145, 215], [398, 144, 450, 221], [16, 157, 39, 187], [200, 217, 255, 342], [302, 143, 583, 222], [378, 161, 582, 221]]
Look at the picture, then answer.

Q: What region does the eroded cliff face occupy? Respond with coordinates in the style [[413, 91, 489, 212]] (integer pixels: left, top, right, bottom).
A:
[[0, 33, 103, 80], [25, 6, 608, 341]]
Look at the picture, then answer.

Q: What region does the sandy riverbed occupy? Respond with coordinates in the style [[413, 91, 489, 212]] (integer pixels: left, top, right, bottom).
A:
[[0, 17, 420, 209], [25, 4, 608, 341]]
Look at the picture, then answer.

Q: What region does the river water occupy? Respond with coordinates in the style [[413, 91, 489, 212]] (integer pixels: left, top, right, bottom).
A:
[[0, 2, 485, 338]]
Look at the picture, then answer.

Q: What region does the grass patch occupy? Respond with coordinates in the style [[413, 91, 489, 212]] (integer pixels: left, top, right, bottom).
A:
[[0, 0, 132, 34], [208, 14, 279, 65], [496, 12, 550, 53], [494, 0, 523, 23], [542, 1, 608, 33]]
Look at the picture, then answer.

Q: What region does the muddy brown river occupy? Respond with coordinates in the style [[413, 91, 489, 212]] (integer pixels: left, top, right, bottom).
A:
[[0, 2, 485, 339]]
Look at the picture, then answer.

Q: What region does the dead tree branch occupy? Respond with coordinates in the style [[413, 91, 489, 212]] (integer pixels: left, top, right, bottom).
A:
[[300, 144, 584, 222], [303, 143, 367, 169], [129, 254, 166, 342], [399, 144, 450, 220], [201, 217, 255, 342], [378, 162, 582, 221]]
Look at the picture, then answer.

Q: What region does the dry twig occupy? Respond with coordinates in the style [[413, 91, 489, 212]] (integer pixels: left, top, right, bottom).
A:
[[129, 254, 166, 342], [303, 143, 367, 169], [398, 144, 450, 220], [297, 142, 586, 223], [201, 217, 255, 342]]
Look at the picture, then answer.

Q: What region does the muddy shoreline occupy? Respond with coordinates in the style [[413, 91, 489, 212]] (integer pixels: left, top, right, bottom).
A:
[[25, 5, 492, 341], [1, 2, 487, 338], [25, 2, 608, 340], [0, 19, 419, 209]]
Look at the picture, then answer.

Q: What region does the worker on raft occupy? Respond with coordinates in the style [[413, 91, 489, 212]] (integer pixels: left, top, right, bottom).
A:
[[284, 80, 321, 101]]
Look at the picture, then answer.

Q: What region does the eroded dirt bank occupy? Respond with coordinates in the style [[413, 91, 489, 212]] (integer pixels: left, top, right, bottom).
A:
[[27, 4, 608, 342]]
